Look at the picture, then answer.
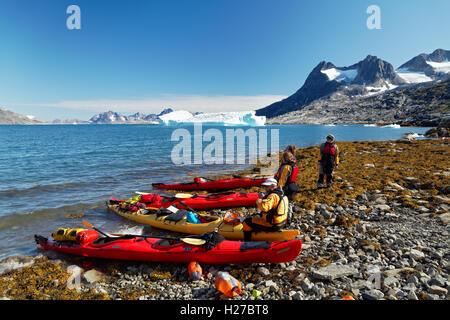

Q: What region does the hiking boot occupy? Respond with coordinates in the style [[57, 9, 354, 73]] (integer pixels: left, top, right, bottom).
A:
[[317, 183, 324, 188]]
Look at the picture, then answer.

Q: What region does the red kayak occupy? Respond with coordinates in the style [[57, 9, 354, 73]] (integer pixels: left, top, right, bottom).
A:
[[35, 233, 302, 264], [111, 192, 261, 210], [152, 177, 268, 191]]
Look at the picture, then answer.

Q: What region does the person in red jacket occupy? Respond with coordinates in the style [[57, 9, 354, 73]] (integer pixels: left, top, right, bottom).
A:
[[275, 151, 299, 200], [317, 134, 339, 188]]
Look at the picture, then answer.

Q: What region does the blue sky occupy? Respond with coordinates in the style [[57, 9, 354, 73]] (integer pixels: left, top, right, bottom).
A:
[[0, 0, 449, 121]]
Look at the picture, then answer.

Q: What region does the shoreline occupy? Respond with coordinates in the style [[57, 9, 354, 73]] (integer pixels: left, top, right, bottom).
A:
[[0, 122, 439, 128], [0, 137, 449, 300]]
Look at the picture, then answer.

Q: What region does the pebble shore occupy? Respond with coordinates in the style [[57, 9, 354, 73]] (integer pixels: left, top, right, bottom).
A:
[[0, 138, 448, 300]]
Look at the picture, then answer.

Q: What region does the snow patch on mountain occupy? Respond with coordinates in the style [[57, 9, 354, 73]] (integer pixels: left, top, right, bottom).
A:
[[396, 69, 433, 84], [363, 83, 398, 97], [321, 68, 358, 83], [426, 60, 450, 74]]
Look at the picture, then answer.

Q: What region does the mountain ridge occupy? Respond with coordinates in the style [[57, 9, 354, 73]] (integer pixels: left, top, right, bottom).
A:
[[256, 49, 450, 122]]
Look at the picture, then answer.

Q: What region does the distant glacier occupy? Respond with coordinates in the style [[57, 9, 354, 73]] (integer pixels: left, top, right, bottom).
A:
[[158, 110, 266, 126]]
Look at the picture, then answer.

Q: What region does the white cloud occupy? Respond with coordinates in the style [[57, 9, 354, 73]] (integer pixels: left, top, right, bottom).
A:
[[8, 94, 286, 114]]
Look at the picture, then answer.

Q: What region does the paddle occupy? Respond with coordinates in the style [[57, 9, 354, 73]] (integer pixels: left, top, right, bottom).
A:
[[81, 220, 113, 238], [81, 220, 206, 246], [134, 191, 194, 199]]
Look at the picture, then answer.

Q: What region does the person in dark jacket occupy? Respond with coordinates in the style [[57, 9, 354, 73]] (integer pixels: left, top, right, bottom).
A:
[[317, 134, 339, 188]]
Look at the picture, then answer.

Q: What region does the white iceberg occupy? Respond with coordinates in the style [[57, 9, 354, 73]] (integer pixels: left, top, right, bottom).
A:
[[158, 110, 194, 125], [159, 110, 266, 126], [382, 124, 401, 128]]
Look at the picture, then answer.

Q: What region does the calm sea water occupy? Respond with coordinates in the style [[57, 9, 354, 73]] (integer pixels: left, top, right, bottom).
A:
[[0, 124, 431, 259]]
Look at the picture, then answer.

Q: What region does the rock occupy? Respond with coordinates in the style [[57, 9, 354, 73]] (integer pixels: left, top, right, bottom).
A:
[[356, 224, 367, 233], [428, 275, 446, 287], [351, 279, 368, 290], [409, 249, 425, 261], [383, 268, 416, 277], [407, 291, 418, 300], [406, 275, 419, 286], [301, 278, 314, 292], [384, 276, 400, 288], [312, 264, 358, 281], [292, 292, 304, 300], [438, 213, 450, 224], [320, 207, 333, 219], [362, 289, 384, 300], [385, 249, 397, 258], [417, 206, 430, 213], [429, 285, 448, 295], [264, 280, 279, 292], [364, 164, 375, 168], [257, 267, 270, 277], [358, 194, 369, 202], [403, 283, 417, 292], [389, 182, 404, 190], [375, 204, 391, 211], [83, 269, 106, 284], [293, 274, 306, 285]]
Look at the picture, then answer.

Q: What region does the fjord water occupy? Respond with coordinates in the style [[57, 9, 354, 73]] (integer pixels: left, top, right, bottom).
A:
[[0, 124, 430, 259]]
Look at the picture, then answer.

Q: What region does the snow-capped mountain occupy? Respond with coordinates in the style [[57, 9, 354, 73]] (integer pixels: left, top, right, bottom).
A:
[[397, 49, 450, 83], [88, 108, 176, 124], [89, 111, 128, 123], [256, 49, 449, 120], [256, 55, 405, 118], [127, 112, 147, 122]]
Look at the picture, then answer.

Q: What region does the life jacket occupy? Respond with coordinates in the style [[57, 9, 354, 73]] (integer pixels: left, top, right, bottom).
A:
[[264, 188, 288, 226], [322, 142, 336, 156], [120, 201, 146, 212], [320, 142, 337, 165], [140, 194, 162, 204], [276, 161, 299, 185]]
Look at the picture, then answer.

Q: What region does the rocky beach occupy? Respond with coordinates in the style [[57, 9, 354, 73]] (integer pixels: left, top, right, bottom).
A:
[[0, 138, 448, 300]]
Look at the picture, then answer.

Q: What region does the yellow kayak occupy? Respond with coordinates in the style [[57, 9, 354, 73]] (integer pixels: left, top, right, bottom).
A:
[[107, 204, 299, 242]]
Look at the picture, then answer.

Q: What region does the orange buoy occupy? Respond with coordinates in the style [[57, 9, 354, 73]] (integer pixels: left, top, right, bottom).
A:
[[188, 261, 202, 280], [215, 271, 242, 298]]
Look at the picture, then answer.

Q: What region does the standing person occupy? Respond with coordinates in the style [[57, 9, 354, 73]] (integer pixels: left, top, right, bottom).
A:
[[242, 178, 288, 241], [275, 150, 299, 198], [275, 150, 299, 223], [317, 134, 339, 188]]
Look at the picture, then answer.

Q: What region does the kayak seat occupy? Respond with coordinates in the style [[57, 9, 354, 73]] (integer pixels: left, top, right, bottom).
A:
[[239, 241, 271, 251], [153, 238, 180, 248], [165, 210, 189, 223], [93, 235, 136, 245]]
